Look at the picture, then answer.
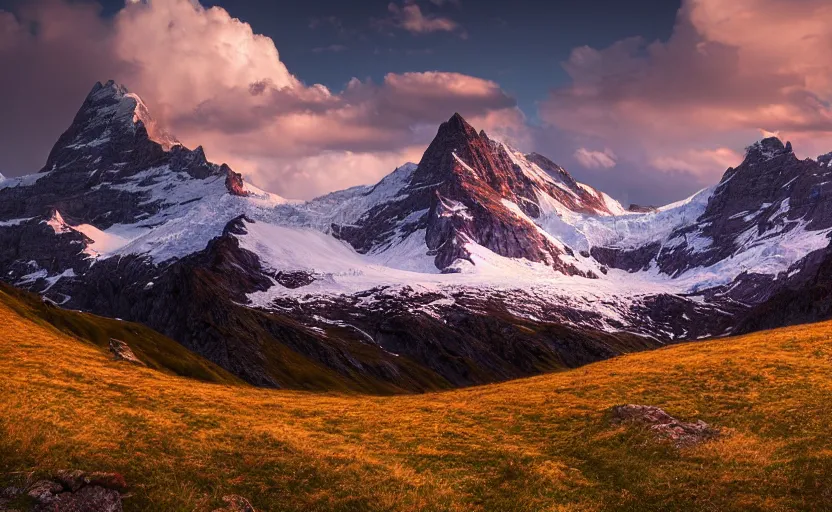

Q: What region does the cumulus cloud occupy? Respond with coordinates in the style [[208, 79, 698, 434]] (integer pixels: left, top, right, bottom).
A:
[[574, 148, 617, 169], [0, 0, 522, 198], [540, 0, 832, 193]]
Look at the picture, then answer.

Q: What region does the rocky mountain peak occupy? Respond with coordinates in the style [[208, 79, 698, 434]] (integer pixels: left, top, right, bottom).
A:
[[445, 112, 478, 137], [88, 80, 129, 102], [42, 80, 179, 173], [743, 137, 794, 164], [77, 81, 177, 148]]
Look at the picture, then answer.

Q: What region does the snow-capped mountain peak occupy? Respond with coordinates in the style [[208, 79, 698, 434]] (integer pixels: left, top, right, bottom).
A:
[[87, 81, 180, 150], [42, 80, 180, 174]]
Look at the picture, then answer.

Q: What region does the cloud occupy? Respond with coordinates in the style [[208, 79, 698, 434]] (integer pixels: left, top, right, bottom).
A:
[[428, 0, 461, 7], [382, 2, 465, 37], [574, 148, 617, 169], [650, 147, 742, 178], [311, 44, 347, 53], [308, 16, 342, 30], [0, 0, 522, 199], [0, 0, 130, 176], [540, 0, 832, 194]]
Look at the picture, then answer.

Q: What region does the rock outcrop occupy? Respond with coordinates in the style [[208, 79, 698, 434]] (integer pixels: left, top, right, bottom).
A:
[[5, 470, 128, 512], [109, 339, 145, 366], [611, 405, 719, 447]]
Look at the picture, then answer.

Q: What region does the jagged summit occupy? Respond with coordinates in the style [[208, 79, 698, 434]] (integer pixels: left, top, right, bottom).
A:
[[42, 80, 179, 173], [34, 80, 249, 195], [743, 137, 794, 163], [444, 112, 478, 136], [87, 81, 179, 150], [88, 80, 128, 101]]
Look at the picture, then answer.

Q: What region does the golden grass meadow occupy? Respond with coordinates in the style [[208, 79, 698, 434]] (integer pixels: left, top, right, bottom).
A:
[[2, 284, 832, 511]]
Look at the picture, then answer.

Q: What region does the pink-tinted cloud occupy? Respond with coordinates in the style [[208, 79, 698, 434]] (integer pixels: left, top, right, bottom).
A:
[[574, 148, 617, 169], [383, 2, 465, 38], [0, 0, 130, 175], [0, 0, 522, 199], [651, 148, 742, 178], [540, 0, 832, 189]]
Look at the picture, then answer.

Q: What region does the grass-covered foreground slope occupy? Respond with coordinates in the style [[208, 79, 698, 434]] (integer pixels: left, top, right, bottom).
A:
[[2, 291, 832, 511], [0, 282, 242, 386]]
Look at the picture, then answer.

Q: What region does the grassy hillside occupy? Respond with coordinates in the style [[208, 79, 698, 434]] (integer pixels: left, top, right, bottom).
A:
[[0, 282, 242, 386], [1, 292, 832, 511]]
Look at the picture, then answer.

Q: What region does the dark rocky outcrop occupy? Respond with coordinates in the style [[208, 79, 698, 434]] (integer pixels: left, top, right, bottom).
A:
[[223, 165, 249, 197], [611, 405, 719, 447], [628, 204, 658, 213], [734, 248, 832, 333]]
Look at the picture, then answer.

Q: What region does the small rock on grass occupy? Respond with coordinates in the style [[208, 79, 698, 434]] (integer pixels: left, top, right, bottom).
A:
[[611, 404, 719, 448], [108, 339, 145, 366]]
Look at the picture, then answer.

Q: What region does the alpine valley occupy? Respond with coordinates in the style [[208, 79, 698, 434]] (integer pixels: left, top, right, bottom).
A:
[[4, 80, 832, 392]]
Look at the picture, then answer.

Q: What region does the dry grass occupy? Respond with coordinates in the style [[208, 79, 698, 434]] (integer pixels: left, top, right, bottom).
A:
[[2, 296, 832, 511]]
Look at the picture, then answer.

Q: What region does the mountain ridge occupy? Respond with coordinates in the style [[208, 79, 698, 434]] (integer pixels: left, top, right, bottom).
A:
[[2, 80, 832, 390]]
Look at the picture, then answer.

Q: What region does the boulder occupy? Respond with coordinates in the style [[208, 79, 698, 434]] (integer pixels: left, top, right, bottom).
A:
[[0, 487, 20, 499], [27, 480, 63, 502], [108, 339, 145, 366], [611, 404, 719, 447], [40, 486, 122, 512], [23, 471, 126, 512], [55, 470, 127, 493]]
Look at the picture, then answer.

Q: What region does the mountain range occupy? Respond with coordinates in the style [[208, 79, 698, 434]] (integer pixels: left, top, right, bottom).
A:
[[3, 80, 832, 392]]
